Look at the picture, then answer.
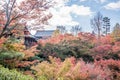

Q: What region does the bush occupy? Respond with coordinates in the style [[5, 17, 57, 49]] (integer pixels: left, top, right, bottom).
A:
[[0, 51, 24, 69], [92, 44, 120, 60], [95, 59, 120, 80], [0, 65, 34, 80], [37, 40, 94, 62], [1, 37, 25, 52], [0, 51, 24, 60], [0, 37, 26, 69]]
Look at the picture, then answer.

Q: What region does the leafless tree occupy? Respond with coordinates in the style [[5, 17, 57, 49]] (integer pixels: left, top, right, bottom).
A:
[[57, 26, 66, 34], [71, 25, 82, 36], [91, 12, 103, 40]]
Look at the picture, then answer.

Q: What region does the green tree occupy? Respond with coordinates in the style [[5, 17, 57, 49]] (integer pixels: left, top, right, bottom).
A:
[[102, 17, 110, 35]]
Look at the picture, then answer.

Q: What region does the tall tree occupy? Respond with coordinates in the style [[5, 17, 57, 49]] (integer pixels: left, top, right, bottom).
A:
[[0, 0, 53, 38], [91, 12, 103, 40], [102, 17, 110, 35]]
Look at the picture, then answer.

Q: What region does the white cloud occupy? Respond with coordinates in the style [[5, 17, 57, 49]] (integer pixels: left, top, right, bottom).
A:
[[48, 0, 92, 27], [48, 7, 79, 26], [104, 1, 120, 10], [71, 5, 92, 16]]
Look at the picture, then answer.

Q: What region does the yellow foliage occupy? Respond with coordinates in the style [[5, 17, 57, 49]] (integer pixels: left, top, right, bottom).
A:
[[12, 43, 25, 52], [31, 57, 87, 80]]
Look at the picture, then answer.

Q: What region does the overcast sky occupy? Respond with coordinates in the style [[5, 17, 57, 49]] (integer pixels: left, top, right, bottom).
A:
[[44, 0, 120, 33]]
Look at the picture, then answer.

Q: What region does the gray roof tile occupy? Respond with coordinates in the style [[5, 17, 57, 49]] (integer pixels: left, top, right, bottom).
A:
[[34, 30, 54, 37]]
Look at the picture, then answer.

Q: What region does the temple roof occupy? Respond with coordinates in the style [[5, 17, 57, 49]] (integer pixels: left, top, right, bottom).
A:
[[34, 30, 54, 37]]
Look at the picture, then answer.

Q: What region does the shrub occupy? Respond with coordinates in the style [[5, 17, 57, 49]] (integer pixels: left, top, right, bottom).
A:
[[0, 37, 25, 69], [92, 44, 120, 60], [0, 51, 24, 60], [15, 46, 40, 71], [1, 37, 25, 52], [0, 65, 34, 80], [95, 59, 120, 80], [37, 39, 94, 62], [0, 51, 24, 69]]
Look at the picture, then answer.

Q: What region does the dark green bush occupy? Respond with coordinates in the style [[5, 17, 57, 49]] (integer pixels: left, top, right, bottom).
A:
[[36, 40, 94, 62], [0, 51, 24, 60], [28, 56, 44, 62]]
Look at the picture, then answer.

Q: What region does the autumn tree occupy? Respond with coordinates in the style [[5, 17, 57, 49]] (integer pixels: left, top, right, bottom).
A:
[[52, 29, 60, 37], [0, 0, 54, 38], [112, 23, 120, 41], [91, 12, 103, 40], [0, 0, 19, 38]]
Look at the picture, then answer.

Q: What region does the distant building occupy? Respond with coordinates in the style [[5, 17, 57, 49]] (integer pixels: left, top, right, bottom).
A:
[[34, 30, 54, 39]]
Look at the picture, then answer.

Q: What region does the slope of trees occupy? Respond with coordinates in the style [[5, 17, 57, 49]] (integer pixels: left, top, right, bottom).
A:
[[0, 1, 120, 79], [0, 30, 120, 79]]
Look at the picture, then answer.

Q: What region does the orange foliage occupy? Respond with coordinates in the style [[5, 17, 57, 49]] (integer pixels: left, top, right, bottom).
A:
[[78, 32, 96, 42], [16, 60, 39, 68], [112, 42, 120, 53], [38, 34, 67, 45], [23, 46, 38, 59], [38, 32, 96, 46], [93, 44, 112, 54], [95, 59, 120, 79], [0, 38, 7, 48], [100, 35, 114, 44]]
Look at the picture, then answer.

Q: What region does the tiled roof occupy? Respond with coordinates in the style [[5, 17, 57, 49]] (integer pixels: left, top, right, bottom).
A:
[[34, 30, 54, 37]]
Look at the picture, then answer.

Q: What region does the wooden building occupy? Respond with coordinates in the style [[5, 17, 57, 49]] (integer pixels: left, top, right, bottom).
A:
[[24, 27, 54, 48], [24, 27, 37, 49]]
